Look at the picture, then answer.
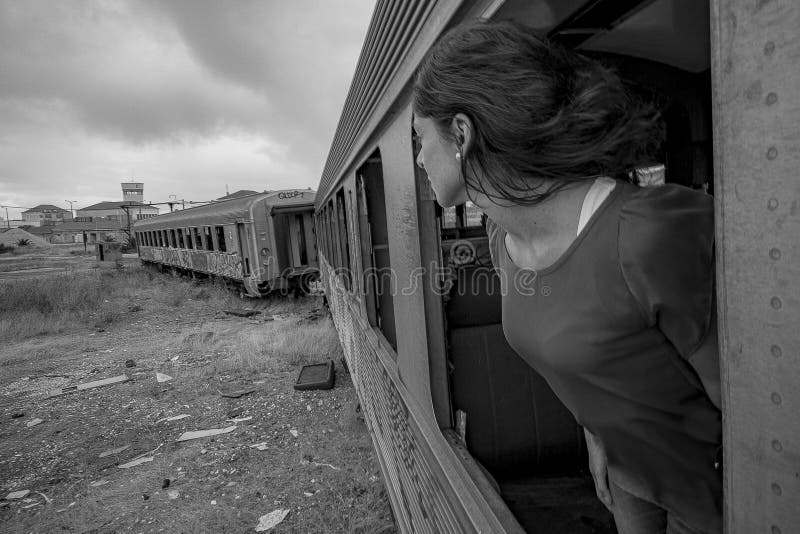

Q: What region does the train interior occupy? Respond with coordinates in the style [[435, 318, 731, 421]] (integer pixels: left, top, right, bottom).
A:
[[270, 207, 318, 290], [431, 0, 714, 531]]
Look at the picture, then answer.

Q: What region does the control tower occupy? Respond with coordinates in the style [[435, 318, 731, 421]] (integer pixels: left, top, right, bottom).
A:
[[121, 182, 144, 203]]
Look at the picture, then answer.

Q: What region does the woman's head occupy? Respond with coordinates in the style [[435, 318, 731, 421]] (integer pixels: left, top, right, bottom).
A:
[[413, 20, 662, 206]]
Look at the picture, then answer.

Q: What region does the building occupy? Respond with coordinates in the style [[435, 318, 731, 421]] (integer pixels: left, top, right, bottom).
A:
[[75, 201, 159, 226], [121, 182, 144, 203], [21, 204, 73, 226], [1, 219, 40, 229], [49, 219, 126, 244]]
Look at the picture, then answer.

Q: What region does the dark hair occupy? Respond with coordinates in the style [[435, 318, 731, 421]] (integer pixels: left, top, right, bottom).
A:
[[413, 20, 663, 205]]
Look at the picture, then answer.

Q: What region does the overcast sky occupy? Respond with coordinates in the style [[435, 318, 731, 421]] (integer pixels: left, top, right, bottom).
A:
[[0, 0, 374, 219]]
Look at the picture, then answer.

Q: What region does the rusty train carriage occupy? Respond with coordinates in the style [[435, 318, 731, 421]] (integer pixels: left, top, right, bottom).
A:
[[314, 0, 799, 533], [134, 190, 318, 296]]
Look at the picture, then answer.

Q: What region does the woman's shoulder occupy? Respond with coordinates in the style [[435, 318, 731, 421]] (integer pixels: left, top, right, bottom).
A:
[[618, 183, 714, 253]]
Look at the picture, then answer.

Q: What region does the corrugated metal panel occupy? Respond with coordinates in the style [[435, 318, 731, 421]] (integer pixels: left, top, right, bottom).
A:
[[317, 0, 436, 203]]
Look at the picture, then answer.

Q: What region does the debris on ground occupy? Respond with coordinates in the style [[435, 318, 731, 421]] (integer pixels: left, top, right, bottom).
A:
[[56, 502, 76, 513], [156, 414, 190, 423], [289, 429, 298, 438], [156, 372, 173, 383], [48, 374, 129, 396], [5, 490, 30, 500], [255, 509, 290, 532], [99, 445, 130, 458], [176, 426, 236, 442], [118, 457, 154, 469], [226, 416, 252, 423], [26, 418, 43, 427], [226, 407, 244, 418], [249, 442, 269, 451], [293, 361, 335, 391], [125, 359, 136, 368], [170, 355, 180, 362], [167, 490, 180, 500], [219, 387, 257, 398], [89, 480, 109, 487], [36, 491, 52, 504], [162, 479, 170, 489], [224, 308, 261, 318], [11, 413, 24, 419]]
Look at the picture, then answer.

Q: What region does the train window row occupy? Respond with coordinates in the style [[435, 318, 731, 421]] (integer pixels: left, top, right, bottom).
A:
[[135, 226, 228, 253], [316, 151, 397, 352]]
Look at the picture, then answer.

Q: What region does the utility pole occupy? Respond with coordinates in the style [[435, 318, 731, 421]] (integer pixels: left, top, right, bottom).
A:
[[65, 200, 77, 219]]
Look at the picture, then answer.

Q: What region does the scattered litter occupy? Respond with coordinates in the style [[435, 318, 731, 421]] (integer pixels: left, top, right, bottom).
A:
[[226, 416, 253, 423], [255, 509, 290, 532], [289, 429, 298, 438], [369, 475, 379, 483], [156, 414, 190, 423], [26, 418, 43, 428], [220, 388, 257, 398], [170, 355, 180, 362], [56, 502, 76, 513], [118, 457, 153, 469], [303, 492, 314, 497], [48, 374, 129, 396], [176, 426, 236, 442], [249, 442, 269, 451], [142, 494, 150, 501], [21, 502, 40, 509], [99, 445, 130, 458], [156, 372, 173, 383], [125, 359, 136, 368], [36, 492, 52, 504], [90, 480, 109, 487], [227, 407, 244, 418], [306, 404, 312, 412], [313, 462, 340, 471], [224, 308, 261, 318], [253, 381, 265, 385], [11, 413, 24, 419], [294, 361, 335, 391], [210, 500, 217, 505], [5, 490, 30, 500], [167, 490, 180, 500], [162, 479, 171, 489]]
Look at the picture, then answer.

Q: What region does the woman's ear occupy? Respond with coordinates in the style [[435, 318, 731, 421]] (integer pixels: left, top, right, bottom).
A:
[[451, 113, 474, 156]]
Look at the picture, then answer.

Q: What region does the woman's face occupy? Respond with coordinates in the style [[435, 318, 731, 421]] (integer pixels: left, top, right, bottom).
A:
[[413, 115, 468, 208]]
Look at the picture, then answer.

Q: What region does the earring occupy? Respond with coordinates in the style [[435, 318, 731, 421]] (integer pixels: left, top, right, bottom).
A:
[[455, 152, 461, 160]]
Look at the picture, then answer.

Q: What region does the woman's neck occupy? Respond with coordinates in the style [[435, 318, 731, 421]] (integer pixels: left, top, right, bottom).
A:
[[480, 180, 594, 267]]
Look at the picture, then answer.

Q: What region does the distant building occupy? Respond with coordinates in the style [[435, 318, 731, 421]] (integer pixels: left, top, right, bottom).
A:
[[21, 204, 73, 226], [121, 182, 144, 203], [49, 219, 126, 244], [1, 219, 40, 229], [75, 201, 159, 226]]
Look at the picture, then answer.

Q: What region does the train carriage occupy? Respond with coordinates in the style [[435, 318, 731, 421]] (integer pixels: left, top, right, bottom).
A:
[[133, 190, 318, 296], [315, 0, 799, 533]]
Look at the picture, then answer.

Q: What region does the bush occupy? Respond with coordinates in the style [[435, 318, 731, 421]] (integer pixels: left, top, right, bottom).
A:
[[15, 238, 31, 247], [0, 243, 14, 254]]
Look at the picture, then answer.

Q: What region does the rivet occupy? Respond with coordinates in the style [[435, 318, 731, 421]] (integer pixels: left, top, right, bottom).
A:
[[772, 526, 782, 534], [766, 92, 778, 105], [771, 345, 782, 358], [772, 440, 783, 452], [771, 296, 782, 309], [769, 248, 781, 260], [768, 198, 779, 210], [764, 41, 775, 55], [771, 392, 782, 405], [772, 483, 782, 496], [767, 147, 778, 160]]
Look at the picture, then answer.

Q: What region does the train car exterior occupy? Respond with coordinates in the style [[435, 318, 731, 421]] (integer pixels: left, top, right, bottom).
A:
[[315, 1, 799, 533], [133, 190, 318, 296]]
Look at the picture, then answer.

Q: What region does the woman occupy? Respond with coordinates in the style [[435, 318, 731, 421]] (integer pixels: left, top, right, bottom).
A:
[[413, 21, 722, 534]]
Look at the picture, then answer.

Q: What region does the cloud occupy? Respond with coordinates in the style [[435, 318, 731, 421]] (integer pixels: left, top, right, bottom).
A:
[[0, 0, 374, 217]]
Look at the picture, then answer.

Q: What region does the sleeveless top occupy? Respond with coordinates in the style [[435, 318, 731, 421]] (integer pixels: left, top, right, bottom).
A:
[[486, 180, 722, 532]]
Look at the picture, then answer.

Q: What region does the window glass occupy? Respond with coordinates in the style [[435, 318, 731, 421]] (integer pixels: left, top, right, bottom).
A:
[[215, 226, 226, 252]]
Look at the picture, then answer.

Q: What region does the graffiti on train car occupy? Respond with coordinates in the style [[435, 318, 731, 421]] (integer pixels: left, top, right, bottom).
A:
[[277, 190, 304, 199], [139, 246, 242, 279]]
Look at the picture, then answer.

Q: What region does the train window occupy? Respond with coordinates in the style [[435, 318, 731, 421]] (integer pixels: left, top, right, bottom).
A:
[[169, 229, 177, 248], [193, 227, 203, 250], [184, 228, 193, 249], [157, 231, 164, 247], [356, 151, 397, 352], [441, 206, 458, 229], [176, 228, 184, 248], [295, 214, 309, 266], [437, 201, 486, 240], [335, 190, 351, 289], [215, 226, 226, 252], [203, 226, 213, 251]]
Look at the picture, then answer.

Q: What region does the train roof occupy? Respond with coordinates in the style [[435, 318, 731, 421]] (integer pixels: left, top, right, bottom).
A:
[[133, 189, 315, 229]]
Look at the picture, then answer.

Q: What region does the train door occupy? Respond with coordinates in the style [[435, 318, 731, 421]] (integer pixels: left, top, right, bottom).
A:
[[236, 222, 251, 277]]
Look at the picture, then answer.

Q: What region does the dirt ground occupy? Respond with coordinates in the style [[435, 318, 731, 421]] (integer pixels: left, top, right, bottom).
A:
[[0, 250, 396, 533]]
